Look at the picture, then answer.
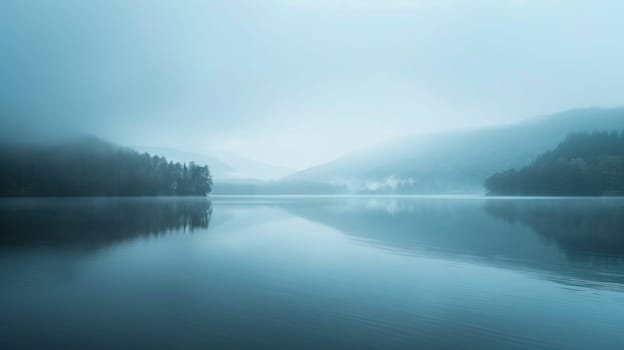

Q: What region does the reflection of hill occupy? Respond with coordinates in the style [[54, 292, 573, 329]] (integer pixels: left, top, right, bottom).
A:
[[0, 197, 212, 249], [282, 198, 624, 289], [485, 199, 624, 260], [283, 198, 559, 261]]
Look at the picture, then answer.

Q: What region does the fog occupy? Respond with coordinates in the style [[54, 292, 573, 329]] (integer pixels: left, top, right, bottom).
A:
[[2, 0, 623, 169]]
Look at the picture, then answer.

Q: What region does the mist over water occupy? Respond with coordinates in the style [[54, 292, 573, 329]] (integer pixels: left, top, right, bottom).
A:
[[1, 196, 623, 349], [3, 1, 624, 348]]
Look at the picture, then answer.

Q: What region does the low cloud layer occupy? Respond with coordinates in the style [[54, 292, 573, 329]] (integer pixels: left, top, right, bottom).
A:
[[2, 0, 623, 168]]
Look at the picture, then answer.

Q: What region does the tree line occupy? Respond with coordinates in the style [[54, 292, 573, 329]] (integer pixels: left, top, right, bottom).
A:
[[0, 137, 212, 196], [485, 131, 624, 196]]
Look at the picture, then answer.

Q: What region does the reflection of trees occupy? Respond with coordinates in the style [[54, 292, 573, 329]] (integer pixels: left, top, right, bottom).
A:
[[0, 198, 212, 249], [283, 198, 556, 262], [283, 198, 624, 290], [485, 199, 624, 260]]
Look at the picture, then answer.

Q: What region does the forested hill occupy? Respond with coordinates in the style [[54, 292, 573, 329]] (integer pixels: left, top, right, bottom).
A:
[[287, 108, 624, 193], [0, 137, 212, 196], [485, 131, 624, 196]]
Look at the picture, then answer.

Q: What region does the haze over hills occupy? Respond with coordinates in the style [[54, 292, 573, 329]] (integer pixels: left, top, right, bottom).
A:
[[284, 107, 624, 194], [3, 107, 623, 196]]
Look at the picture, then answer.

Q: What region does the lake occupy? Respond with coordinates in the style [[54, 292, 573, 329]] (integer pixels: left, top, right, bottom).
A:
[[1, 196, 624, 349]]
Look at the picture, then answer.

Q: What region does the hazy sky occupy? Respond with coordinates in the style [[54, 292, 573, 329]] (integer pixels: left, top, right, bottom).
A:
[[1, 0, 623, 169]]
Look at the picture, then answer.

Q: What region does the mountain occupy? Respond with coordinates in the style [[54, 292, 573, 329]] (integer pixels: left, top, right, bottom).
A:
[[485, 131, 624, 196], [215, 151, 292, 180], [287, 107, 624, 193], [133, 147, 233, 178], [134, 146, 291, 182]]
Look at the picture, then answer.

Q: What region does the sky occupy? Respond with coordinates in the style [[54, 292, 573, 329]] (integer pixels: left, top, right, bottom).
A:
[[1, 0, 624, 169]]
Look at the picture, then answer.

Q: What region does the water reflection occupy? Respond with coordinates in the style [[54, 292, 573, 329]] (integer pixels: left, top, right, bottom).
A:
[[278, 197, 624, 290], [1, 197, 624, 349], [2, 196, 623, 289], [485, 198, 624, 259], [0, 197, 212, 249], [485, 198, 624, 288]]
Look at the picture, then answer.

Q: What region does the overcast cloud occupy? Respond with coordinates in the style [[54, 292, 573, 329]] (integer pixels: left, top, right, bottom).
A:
[[1, 0, 623, 168]]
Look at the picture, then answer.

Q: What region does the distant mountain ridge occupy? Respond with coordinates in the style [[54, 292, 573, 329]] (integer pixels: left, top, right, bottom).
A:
[[134, 146, 292, 182], [287, 107, 624, 193]]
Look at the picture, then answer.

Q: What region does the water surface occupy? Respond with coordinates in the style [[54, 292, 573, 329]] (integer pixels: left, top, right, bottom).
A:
[[1, 196, 624, 349]]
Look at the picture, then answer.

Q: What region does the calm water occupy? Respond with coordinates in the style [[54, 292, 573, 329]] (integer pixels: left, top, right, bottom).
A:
[[1, 196, 624, 349]]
